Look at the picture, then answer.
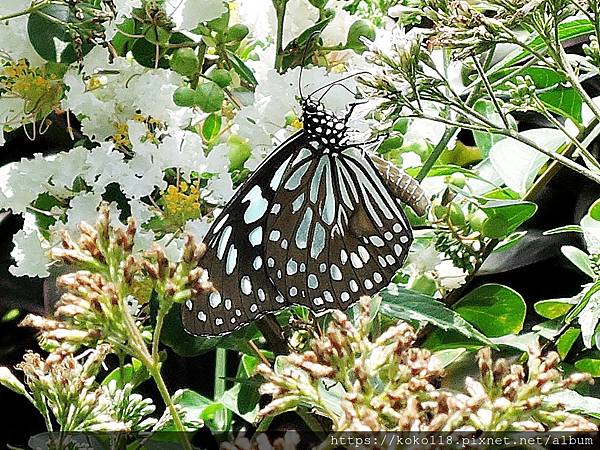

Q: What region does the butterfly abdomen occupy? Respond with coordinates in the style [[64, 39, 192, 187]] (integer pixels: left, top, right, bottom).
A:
[[370, 154, 430, 216]]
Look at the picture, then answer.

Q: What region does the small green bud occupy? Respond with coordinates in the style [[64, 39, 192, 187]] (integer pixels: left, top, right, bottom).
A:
[[225, 24, 249, 43], [346, 20, 376, 54], [469, 209, 488, 233], [209, 68, 233, 88], [194, 81, 225, 113], [228, 135, 252, 170], [173, 86, 196, 107], [448, 172, 467, 189], [309, 0, 328, 8], [170, 48, 199, 77], [481, 214, 509, 239]]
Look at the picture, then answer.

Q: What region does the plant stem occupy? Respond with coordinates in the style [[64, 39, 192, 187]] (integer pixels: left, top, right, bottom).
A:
[[152, 303, 169, 362], [273, 0, 288, 73], [148, 364, 193, 450], [0, 0, 54, 21], [214, 348, 227, 399], [416, 126, 457, 182]]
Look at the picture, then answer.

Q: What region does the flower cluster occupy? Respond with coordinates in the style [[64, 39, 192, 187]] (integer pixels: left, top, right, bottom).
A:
[[0, 344, 156, 432], [19, 203, 212, 357], [257, 297, 597, 432]]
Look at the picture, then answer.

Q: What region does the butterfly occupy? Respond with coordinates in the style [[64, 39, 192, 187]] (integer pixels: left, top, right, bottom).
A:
[[182, 82, 415, 337]]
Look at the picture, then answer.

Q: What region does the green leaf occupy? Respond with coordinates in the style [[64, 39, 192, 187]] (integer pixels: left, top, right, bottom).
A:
[[546, 390, 600, 418], [164, 389, 210, 431], [433, 348, 467, 368], [544, 225, 584, 235], [220, 383, 260, 423], [112, 18, 137, 55], [495, 19, 595, 69], [480, 200, 537, 235], [489, 332, 540, 352], [590, 199, 600, 221], [131, 38, 169, 68], [202, 113, 222, 141], [27, 5, 94, 63], [534, 296, 579, 319], [380, 287, 496, 346], [226, 50, 257, 86], [575, 354, 600, 377], [453, 284, 526, 337], [577, 288, 600, 348], [561, 245, 594, 278], [101, 358, 150, 388], [195, 81, 225, 113], [557, 328, 580, 359], [493, 231, 527, 253]]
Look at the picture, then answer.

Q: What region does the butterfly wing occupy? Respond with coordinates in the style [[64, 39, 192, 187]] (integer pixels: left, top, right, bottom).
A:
[[181, 131, 309, 336], [264, 142, 413, 312]]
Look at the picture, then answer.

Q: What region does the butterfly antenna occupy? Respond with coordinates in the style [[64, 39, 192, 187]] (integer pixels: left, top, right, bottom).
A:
[[298, 30, 322, 101], [309, 70, 371, 99]]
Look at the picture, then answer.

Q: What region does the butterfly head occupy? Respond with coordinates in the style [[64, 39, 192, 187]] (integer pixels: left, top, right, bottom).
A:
[[301, 97, 349, 150]]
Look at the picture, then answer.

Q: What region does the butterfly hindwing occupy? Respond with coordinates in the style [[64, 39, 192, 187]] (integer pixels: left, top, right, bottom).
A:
[[181, 132, 308, 336], [264, 140, 412, 313]]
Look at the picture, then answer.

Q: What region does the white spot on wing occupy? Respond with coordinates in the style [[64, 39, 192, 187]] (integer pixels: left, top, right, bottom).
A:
[[242, 185, 268, 224], [217, 226, 232, 259], [226, 245, 237, 275], [241, 276, 252, 295], [209, 291, 222, 308], [311, 222, 326, 259], [330, 264, 342, 281], [197, 311, 206, 322], [308, 274, 319, 289], [253, 256, 263, 270], [249, 226, 263, 247], [296, 208, 313, 249]]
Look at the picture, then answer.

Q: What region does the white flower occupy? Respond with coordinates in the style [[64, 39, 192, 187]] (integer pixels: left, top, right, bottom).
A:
[[435, 260, 468, 290], [10, 213, 50, 278], [407, 245, 442, 275], [184, 217, 212, 241], [63, 192, 103, 234], [166, 0, 226, 30]]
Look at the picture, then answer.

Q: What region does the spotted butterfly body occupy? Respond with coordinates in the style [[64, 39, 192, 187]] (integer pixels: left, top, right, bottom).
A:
[[182, 97, 414, 336]]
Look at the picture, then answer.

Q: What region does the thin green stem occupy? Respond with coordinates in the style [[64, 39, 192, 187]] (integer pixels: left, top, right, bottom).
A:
[[416, 127, 457, 182], [0, 0, 53, 21], [149, 364, 193, 450], [273, 0, 288, 73], [472, 56, 509, 128], [214, 348, 227, 399], [152, 303, 169, 362]]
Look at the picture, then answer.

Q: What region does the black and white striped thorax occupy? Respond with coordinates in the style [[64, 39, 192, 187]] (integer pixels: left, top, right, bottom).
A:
[[181, 97, 414, 337]]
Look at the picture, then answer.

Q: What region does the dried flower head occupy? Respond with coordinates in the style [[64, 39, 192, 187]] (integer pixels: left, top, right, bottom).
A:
[[257, 298, 597, 432]]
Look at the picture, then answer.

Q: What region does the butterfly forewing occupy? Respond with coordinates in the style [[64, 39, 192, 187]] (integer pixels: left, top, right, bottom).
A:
[[264, 142, 412, 312], [181, 132, 308, 336]]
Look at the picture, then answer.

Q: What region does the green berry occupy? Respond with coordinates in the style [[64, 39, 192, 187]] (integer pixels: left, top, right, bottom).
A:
[[209, 68, 233, 88], [225, 24, 249, 43], [448, 172, 467, 189], [469, 209, 488, 233], [170, 48, 199, 77], [173, 86, 196, 107]]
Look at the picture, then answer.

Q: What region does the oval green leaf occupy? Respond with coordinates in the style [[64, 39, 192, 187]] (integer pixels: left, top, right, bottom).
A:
[[454, 284, 526, 337]]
